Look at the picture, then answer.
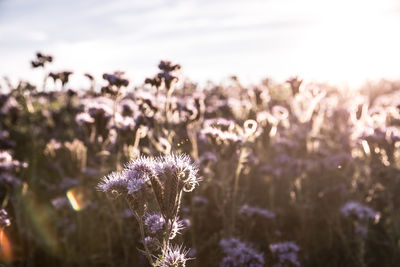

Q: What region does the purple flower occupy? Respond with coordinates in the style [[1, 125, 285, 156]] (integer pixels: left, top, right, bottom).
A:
[[0, 150, 27, 171], [0, 173, 21, 187], [144, 212, 184, 239], [144, 213, 165, 235], [340, 201, 380, 222], [98, 156, 156, 197], [193, 196, 209, 205], [238, 204, 275, 219], [219, 238, 265, 267], [125, 156, 155, 180], [270, 241, 300, 267], [155, 154, 199, 192], [199, 152, 218, 165], [270, 241, 300, 254], [97, 171, 129, 196], [155, 245, 189, 267], [127, 179, 147, 194]]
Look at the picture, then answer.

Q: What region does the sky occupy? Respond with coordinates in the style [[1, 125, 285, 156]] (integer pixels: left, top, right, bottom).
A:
[[0, 0, 400, 89]]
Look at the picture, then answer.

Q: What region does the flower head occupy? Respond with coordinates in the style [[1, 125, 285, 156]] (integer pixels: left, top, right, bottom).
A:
[[144, 212, 184, 239], [144, 213, 165, 235], [341, 201, 380, 222], [125, 156, 155, 181], [0, 150, 27, 171], [127, 179, 147, 194], [269, 241, 300, 267], [97, 171, 129, 197], [0, 209, 11, 228], [155, 153, 199, 192], [155, 245, 190, 267], [219, 238, 265, 267], [238, 204, 275, 219]]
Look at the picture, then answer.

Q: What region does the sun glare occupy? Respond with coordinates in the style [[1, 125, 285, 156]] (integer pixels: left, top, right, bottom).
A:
[[0, 229, 12, 263], [66, 187, 89, 211]]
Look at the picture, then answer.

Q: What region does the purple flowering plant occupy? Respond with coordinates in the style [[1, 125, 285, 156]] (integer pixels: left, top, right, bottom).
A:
[[98, 153, 200, 266]]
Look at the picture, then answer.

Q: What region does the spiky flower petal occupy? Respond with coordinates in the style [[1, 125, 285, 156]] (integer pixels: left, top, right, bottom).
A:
[[125, 156, 155, 181], [97, 171, 129, 197], [144, 213, 184, 239], [155, 153, 199, 192], [155, 245, 190, 267]]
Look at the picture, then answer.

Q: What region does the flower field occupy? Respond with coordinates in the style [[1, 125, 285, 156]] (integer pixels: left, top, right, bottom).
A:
[[1, 53, 400, 266]]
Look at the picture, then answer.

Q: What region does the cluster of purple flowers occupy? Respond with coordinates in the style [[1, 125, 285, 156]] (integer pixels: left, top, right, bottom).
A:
[[144, 212, 183, 239], [98, 154, 198, 266], [98, 154, 199, 197], [219, 238, 265, 267], [269, 241, 300, 267], [0, 150, 27, 187], [238, 204, 275, 219], [340, 201, 380, 222], [3, 54, 400, 267], [155, 245, 189, 267], [0, 150, 26, 171]]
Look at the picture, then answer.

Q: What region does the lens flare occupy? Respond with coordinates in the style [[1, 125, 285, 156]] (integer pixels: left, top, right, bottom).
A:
[[66, 186, 89, 211], [0, 229, 12, 263], [361, 140, 371, 156], [23, 192, 60, 255]]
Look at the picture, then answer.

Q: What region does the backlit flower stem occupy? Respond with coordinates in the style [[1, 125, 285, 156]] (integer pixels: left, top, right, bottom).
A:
[[230, 149, 245, 236], [133, 210, 154, 266]]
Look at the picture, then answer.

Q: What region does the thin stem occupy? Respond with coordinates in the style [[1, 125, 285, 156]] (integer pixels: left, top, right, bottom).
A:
[[230, 149, 244, 236], [162, 218, 171, 252], [42, 67, 47, 92], [188, 127, 199, 161], [113, 95, 122, 171], [133, 211, 154, 266], [189, 195, 199, 267]]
